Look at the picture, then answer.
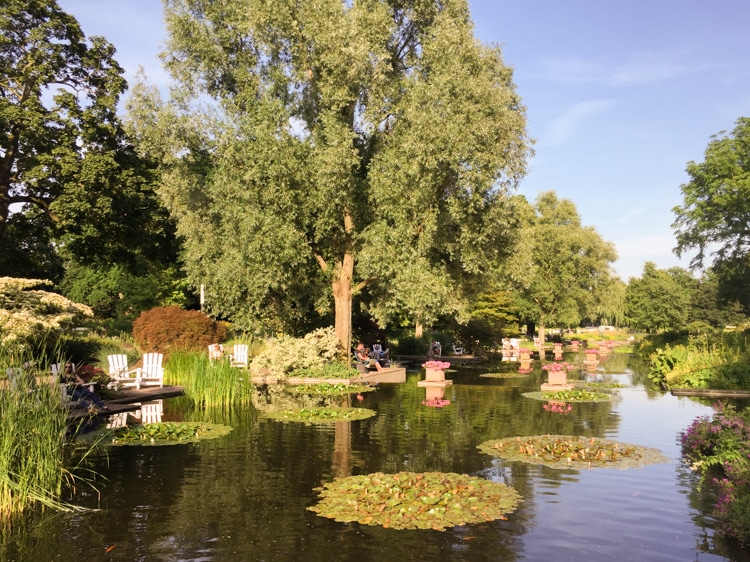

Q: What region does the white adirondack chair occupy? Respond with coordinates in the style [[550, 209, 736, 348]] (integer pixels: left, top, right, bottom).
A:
[[137, 353, 164, 388], [107, 354, 139, 389], [208, 343, 224, 361], [140, 399, 164, 423], [452, 343, 464, 355], [230, 344, 248, 368]]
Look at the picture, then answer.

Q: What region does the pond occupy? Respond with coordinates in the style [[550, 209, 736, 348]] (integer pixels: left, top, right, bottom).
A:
[[4, 353, 748, 561]]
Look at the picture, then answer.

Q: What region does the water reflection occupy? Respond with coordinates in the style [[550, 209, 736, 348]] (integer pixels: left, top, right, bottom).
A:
[[1, 354, 741, 561]]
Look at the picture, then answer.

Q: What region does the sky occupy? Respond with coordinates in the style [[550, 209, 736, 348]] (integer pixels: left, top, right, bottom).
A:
[[57, 0, 750, 280]]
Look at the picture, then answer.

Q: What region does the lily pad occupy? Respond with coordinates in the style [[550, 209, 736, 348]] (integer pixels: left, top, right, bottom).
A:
[[523, 390, 612, 402], [107, 422, 232, 446], [288, 383, 375, 396], [264, 406, 376, 424], [478, 435, 670, 470], [308, 471, 522, 530]]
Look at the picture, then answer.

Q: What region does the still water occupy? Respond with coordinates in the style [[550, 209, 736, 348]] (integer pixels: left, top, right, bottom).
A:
[[4, 353, 748, 561]]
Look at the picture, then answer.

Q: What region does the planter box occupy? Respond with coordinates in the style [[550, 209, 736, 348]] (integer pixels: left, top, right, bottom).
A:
[[425, 368, 446, 382], [547, 370, 568, 386]]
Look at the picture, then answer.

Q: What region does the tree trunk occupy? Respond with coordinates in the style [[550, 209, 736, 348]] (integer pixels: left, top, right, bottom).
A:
[[415, 320, 423, 339], [332, 248, 354, 355], [537, 323, 546, 351]]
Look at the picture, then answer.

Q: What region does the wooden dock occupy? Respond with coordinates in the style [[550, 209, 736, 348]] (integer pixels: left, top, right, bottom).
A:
[[671, 388, 750, 398], [67, 385, 184, 423]]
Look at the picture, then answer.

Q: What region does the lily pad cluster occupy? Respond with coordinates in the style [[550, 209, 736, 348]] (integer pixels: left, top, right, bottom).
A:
[[478, 435, 670, 469], [523, 390, 612, 402], [479, 372, 529, 378], [108, 422, 232, 446], [264, 406, 376, 424], [580, 381, 625, 389], [288, 383, 375, 396], [308, 471, 522, 530]]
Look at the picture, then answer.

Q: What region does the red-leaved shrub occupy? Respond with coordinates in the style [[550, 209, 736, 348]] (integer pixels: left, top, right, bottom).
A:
[[132, 306, 228, 354]]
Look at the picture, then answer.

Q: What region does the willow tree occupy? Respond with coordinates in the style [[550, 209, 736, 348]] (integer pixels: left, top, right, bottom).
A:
[[133, 0, 530, 347], [504, 192, 617, 343]]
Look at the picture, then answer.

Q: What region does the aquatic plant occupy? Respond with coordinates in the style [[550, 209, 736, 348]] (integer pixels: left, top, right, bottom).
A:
[[478, 435, 669, 469], [308, 471, 521, 530], [288, 383, 374, 396], [264, 407, 376, 424], [106, 422, 232, 446], [422, 361, 450, 369], [165, 351, 253, 409], [523, 390, 612, 402]]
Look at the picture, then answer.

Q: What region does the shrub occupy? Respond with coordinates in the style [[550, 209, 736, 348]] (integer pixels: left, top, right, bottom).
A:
[[249, 327, 342, 377], [132, 306, 227, 355]]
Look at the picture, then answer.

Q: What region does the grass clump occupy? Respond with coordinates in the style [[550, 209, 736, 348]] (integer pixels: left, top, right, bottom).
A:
[[165, 351, 253, 409]]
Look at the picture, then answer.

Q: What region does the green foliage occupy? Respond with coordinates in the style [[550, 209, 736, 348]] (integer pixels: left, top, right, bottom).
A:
[[288, 362, 359, 380], [249, 327, 343, 377], [288, 383, 374, 396], [128, 0, 531, 344], [503, 193, 618, 342], [479, 435, 669, 470], [264, 407, 376, 424], [673, 117, 750, 313], [105, 422, 232, 446], [308, 471, 522, 531], [624, 262, 691, 332], [164, 351, 253, 409], [0, 277, 92, 352], [0, 0, 178, 273], [132, 306, 228, 354]]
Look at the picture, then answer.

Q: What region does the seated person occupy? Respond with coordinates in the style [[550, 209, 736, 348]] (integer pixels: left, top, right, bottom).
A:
[[208, 343, 224, 360], [427, 340, 441, 358], [62, 363, 108, 411], [355, 343, 383, 372]]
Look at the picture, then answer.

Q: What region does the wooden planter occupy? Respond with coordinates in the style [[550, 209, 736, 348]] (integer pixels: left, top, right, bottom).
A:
[[519, 352, 531, 361], [547, 370, 568, 386], [425, 368, 446, 382], [571, 341, 579, 352]]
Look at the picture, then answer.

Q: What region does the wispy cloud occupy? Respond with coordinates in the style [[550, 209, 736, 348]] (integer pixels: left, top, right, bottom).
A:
[[541, 100, 615, 146], [536, 49, 723, 86]]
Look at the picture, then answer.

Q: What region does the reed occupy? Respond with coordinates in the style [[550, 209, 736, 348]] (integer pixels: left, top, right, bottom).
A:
[[0, 350, 72, 521], [164, 351, 254, 409]]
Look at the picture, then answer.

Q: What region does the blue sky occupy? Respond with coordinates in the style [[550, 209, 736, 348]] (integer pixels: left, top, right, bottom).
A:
[[58, 0, 750, 280]]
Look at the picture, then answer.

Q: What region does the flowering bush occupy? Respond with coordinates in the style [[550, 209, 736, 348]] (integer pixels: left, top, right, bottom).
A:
[[518, 348, 532, 354], [422, 360, 450, 370], [680, 403, 750, 544], [584, 348, 600, 355], [541, 362, 573, 372], [0, 277, 92, 351], [249, 327, 343, 377]]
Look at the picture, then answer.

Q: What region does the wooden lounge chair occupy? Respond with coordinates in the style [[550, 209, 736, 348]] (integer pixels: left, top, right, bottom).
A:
[[452, 343, 464, 355], [107, 354, 140, 389], [137, 353, 164, 388], [230, 344, 248, 368]]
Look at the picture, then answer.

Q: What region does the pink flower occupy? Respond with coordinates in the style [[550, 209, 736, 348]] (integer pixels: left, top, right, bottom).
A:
[[422, 360, 451, 369]]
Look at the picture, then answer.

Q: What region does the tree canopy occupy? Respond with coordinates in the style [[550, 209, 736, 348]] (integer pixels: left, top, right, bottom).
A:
[[672, 116, 750, 311], [0, 0, 176, 272], [624, 262, 690, 332], [503, 192, 617, 342], [130, 0, 532, 347]]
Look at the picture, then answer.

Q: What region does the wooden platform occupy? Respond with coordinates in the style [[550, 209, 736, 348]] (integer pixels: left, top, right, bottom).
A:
[[671, 388, 750, 398], [67, 385, 184, 423]]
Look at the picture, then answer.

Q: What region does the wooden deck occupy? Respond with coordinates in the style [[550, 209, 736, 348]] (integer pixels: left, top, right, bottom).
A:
[[67, 385, 184, 423], [671, 388, 750, 398]]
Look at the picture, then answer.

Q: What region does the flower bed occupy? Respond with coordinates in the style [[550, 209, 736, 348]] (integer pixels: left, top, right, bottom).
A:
[[421, 360, 451, 370]]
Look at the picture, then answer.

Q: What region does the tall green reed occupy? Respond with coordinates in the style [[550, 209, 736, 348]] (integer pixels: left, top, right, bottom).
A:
[[164, 351, 254, 409]]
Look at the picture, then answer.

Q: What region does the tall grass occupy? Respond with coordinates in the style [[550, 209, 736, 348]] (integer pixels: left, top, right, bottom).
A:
[[164, 351, 254, 409], [0, 348, 79, 522]]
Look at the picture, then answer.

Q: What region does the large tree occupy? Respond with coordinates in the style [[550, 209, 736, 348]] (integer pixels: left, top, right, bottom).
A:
[[672, 116, 750, 311], [0, 0, 176, 271], [503, 192, 618, 343], [131, 0, 531, 347], [624, 262, 691, 332]]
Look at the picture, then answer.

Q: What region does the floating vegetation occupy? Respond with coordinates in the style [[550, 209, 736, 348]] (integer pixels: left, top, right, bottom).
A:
[[523, 390, 612, 402], [107, 422, 232, 446], [580, 382, 625, 389], [478, 435, 670, 470], [264, 407, 376, 424], [479, 372, 530, 378], [308, 471, 522, 530], [288, 383, 375, 396]]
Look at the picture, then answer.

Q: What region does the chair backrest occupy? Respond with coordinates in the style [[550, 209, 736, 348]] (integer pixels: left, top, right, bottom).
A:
[[107, 354, 129, 376], [509, 338, 519, 350], [232, 344, 248, 366], [142, 353, 164, 376], [372, 344, 382, 353], [208, 343, 224, 360]]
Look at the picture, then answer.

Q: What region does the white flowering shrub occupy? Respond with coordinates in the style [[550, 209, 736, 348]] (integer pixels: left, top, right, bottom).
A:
[[249, 327, 343, 377], [0, 277, 93, 350]]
